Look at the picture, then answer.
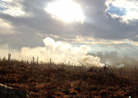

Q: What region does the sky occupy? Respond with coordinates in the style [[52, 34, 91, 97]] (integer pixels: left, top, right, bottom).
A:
[[0, 0, 138, 58]]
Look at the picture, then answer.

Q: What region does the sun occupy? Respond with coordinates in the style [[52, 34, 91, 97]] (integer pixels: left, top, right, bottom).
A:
[[45, 0, 84, 23]]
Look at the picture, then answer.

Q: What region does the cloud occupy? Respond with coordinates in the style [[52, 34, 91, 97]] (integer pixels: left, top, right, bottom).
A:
[[0, 0, 137, 59], [0, 18, 16, 34], [105, 0, 138, 23], [0, 0, 137, 41], [70, 36, 138, 46], [0, 0, 27, 17]]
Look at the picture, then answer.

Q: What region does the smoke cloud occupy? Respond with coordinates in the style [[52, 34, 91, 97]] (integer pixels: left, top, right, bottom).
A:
[[0, 37, 104, 67]]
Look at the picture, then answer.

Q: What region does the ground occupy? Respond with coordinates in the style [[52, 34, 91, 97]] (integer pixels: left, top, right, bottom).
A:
[[0, 60, 138, 98]]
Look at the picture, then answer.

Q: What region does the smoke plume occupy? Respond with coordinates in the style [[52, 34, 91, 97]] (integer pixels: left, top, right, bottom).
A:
[[0, 37, 104, 67]]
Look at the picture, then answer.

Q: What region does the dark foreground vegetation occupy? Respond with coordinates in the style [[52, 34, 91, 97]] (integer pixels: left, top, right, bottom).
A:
[[0, 60, 138, 98]]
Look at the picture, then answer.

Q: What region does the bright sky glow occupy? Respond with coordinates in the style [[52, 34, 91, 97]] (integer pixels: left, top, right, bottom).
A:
[[106, 0, 138, 23], [45, 0, 84, 23]]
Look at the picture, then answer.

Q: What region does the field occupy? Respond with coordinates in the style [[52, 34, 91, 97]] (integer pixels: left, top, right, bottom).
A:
[[0, 60, 138, 98]]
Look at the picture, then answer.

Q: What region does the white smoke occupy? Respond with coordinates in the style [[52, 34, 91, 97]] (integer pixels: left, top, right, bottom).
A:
[[0, 37, 104, 67], [116, 64, 125, 68]]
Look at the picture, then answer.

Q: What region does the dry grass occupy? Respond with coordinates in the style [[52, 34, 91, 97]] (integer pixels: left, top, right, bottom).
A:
[[0, 60, 138, 98]]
